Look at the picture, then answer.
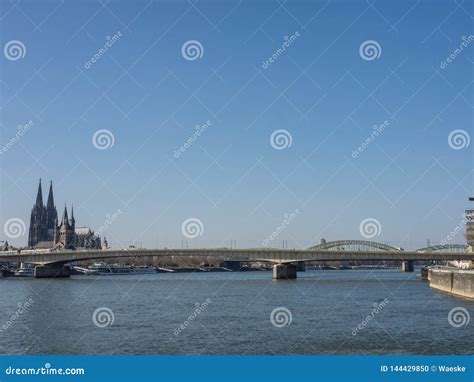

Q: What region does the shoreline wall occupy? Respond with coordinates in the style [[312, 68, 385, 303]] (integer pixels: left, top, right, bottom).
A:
[[429, 269, 474, 299]]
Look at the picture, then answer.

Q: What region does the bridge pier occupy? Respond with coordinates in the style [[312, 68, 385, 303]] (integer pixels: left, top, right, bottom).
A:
[[272, 264, 297, 280], [401, 260, 414, 272], [34, 264, 71, 278]]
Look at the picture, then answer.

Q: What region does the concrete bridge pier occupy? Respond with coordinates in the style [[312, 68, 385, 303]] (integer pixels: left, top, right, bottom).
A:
[[401, 260, 414, 272], [34, 264, 71, 278], [272, 264, 297, 280]]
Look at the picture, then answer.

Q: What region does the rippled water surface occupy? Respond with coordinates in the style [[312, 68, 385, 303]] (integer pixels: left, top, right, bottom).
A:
[[1, 270, 473, 355]]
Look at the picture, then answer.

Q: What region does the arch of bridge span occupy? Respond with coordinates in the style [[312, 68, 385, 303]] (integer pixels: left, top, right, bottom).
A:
[[307, 240, 402, 252], [415, 244, 468, 253]]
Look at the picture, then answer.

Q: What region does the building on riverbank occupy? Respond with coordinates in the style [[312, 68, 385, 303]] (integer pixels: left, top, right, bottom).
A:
[[466, 197, 474, 250], [28, 179, 102, 250], [429, 196, 474, 298]]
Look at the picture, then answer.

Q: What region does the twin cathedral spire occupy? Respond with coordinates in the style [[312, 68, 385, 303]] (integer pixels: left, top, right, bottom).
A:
[[28, 179, 101, 249], [28, 179, 74, 248]]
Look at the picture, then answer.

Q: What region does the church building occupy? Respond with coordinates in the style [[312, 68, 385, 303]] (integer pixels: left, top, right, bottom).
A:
[[28, 179, 103, 250]]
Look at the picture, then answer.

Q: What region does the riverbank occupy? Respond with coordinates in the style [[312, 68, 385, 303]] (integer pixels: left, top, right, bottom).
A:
[[429, 268, 474, 299]]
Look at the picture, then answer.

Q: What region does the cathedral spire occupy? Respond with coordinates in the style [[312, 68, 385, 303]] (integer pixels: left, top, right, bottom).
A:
[[45, 180, 58, 233], [70, 204, 75, 225], [35, 179, 43, 207], [46, 181, 54, 209], [29, 179, 47, 247], [62, 203, 69, 224]]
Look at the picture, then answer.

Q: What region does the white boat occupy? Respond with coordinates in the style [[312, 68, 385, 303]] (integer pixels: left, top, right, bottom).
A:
[[15, 263, 35, 277], [132, 265, 156, 274], [88, 263, 156, 275], [448, 260, 473, 270], [71, 266, 99, 275]]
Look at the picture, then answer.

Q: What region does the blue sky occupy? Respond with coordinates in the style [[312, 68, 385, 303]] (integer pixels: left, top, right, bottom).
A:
[[1, 0, 472, 249]]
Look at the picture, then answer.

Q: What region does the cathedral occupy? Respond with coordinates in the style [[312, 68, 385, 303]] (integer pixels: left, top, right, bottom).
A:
[[28, 179, 103, 250]]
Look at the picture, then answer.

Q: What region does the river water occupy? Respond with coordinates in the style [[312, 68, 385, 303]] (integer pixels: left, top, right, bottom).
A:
[[0, 270, 472, 355]]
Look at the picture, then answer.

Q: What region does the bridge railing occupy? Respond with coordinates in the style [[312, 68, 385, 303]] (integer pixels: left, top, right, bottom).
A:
[[1, 247, 474, 266]]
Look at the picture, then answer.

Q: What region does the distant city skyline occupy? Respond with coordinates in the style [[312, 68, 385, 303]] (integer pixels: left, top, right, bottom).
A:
[[1, 1, 472, 250]]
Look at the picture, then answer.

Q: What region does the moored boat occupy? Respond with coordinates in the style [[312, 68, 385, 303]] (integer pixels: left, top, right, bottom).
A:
[[88, 263, 156, 275], [14, 263, 35, 277]]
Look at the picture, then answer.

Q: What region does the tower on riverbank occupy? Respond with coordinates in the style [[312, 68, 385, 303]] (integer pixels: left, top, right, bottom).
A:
[[467, 196, 474, 249]]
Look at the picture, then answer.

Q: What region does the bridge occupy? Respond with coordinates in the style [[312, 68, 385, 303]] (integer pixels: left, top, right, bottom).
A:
[[0, 240, 471, 279]]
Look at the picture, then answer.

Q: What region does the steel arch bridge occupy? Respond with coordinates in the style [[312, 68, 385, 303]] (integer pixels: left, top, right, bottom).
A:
[[415, 244, 468, 253], [308, 240, 401, 252]]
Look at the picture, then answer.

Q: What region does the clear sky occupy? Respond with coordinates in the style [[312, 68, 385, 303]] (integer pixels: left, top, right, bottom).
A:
[[1, 0, 472, 249]]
